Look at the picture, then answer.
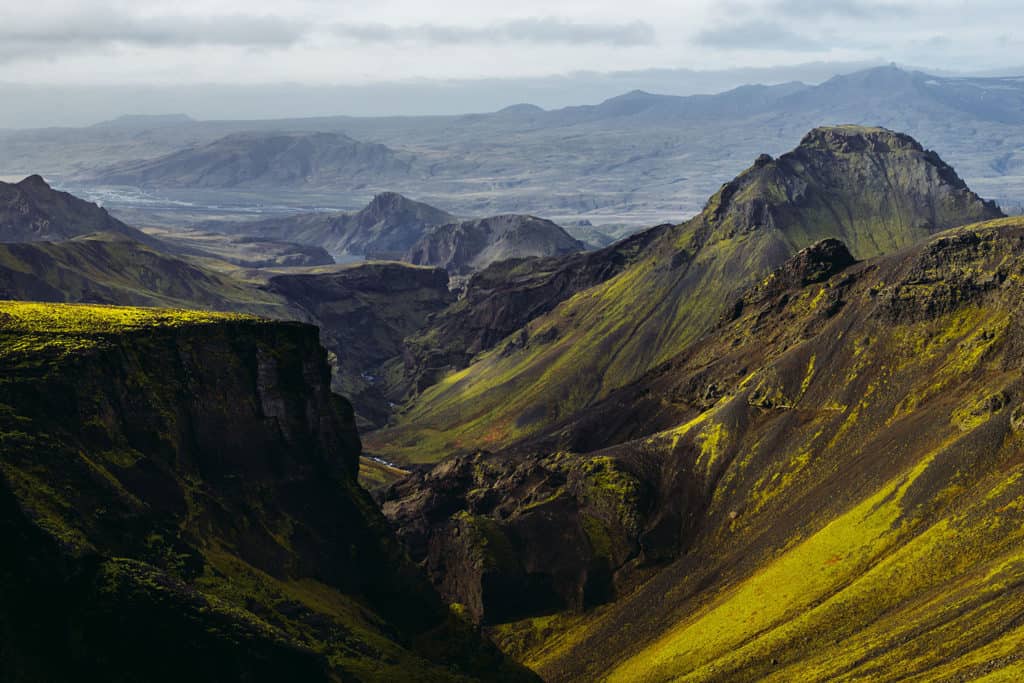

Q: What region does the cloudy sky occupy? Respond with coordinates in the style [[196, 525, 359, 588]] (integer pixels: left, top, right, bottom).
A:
[[0, 0, 1019, 85]]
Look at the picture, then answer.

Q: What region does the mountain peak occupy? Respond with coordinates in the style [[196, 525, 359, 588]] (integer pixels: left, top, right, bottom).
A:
[[17, 174, 51, 190], [798, 125, 923, 153]]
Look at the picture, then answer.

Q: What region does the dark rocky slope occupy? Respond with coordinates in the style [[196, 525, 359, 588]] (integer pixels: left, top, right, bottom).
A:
[[267, 263, 454, 427], [384, 218, 1024, 681], [406, 215, 586, 276], [402, 225, 670, 392], [369, 125, 1003, 463], [0, 302, 534, 682]]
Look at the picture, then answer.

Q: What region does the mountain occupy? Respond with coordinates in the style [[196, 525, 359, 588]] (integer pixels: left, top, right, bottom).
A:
[[0, 233, 289, 315], [216, 192, 457, 260], [6, 66, 1024, 224], [383, 217, 1024, 680], [406, 215, 587, 276], [368, 126, 1003, 463], [89, 131, 414, 189], [0, 175, 149, 243], [0, 301, 535, 682]]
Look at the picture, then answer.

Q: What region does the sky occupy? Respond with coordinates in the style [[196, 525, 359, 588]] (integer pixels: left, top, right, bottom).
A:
[[0, 0, 1021, 126]]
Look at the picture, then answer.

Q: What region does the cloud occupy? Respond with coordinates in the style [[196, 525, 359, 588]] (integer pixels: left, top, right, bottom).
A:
[[695, 20, 825, 52], [333, 17, 656, 47], [770, 0, 920, 18], [0, 10, 309, 55]]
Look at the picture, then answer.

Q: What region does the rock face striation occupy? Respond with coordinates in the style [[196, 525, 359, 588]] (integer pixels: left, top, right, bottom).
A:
[[406, 215, 586, 276], [0, 301, 534, 683]]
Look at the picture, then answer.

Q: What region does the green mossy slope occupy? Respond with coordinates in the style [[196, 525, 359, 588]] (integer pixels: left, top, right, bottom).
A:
[[502, 218, 1024, 681], [370, 126, 1002, 463]]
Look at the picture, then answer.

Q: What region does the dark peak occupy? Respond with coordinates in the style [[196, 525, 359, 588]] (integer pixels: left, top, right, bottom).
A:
[[783, 238, 857, 286], [730, 238, 857, 320], [365, 191, 414, 212], [825, 64, 921, 88], [754, 153, 774, 167], [17, 174, 51, 190], [797, 125, 923, 154]]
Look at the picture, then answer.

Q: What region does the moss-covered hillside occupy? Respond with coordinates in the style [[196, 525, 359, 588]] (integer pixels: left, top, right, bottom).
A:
[[369, 126, 1002, 463], [0, 301, 535, 682], [387, 217, 1024, 681]]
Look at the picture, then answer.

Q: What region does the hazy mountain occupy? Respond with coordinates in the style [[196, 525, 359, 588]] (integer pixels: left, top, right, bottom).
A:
[[406, 215, 586, 275], [214, 191, 457, 260], [4, 66, 1024, 225], [0, 175, 148, 243], [88, 131, 414, 189]]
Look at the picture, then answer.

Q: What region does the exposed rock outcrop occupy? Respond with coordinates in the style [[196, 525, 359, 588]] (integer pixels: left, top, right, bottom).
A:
[[406, 215, 586, 276], [267, 262, 455, 426]]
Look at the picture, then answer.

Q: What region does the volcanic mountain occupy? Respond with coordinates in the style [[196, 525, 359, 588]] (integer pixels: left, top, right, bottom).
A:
[[370, 125, 1003, 463], [216, 191, 457, 260], [383, 214, 1024, 681], [406, 215, 586, 276], [90, 131, 413, 189]]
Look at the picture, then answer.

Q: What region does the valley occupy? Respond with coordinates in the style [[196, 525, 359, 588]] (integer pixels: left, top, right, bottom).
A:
[[5, 65, 1024, 681]]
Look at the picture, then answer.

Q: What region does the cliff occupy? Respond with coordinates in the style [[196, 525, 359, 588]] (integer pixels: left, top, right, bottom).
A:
[[0, 301, 534, 682]]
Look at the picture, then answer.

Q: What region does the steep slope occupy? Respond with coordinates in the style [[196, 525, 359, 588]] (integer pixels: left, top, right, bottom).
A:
[[267, 263, 455, 427], [90, 131, 414, 189], [216, 192, 456, 260], [0, 233, 290, 316], [371, 126, 1002, 463], [402, 225, 671, 392], [385, 218, 1024, 681], [405, 215, 586, 276], [0, 301, 535, 683], [0, 175, 148, 243]]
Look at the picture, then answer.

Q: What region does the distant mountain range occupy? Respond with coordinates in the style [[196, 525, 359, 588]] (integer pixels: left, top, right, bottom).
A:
[[3, 66, 1024, 224], [89, 131, 413, 189], [209, 192, 588, 270]]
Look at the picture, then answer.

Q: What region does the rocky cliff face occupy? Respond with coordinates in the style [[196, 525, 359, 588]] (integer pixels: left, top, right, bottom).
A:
[[0, 302, 533, 682], [267, 262, 455, 427], [406, 215, 586, 276], [0, 175, 148, 243]]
